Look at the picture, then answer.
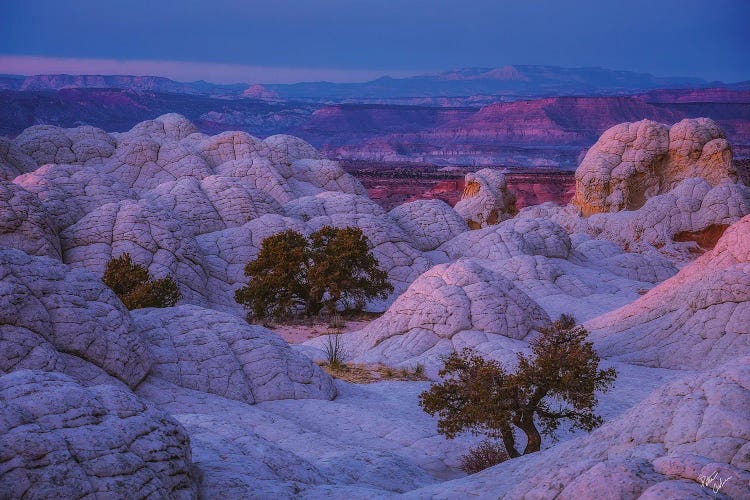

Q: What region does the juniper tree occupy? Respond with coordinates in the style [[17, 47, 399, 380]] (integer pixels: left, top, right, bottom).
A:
[[419, 314, 617, 458], [235, 226, 392, 321]]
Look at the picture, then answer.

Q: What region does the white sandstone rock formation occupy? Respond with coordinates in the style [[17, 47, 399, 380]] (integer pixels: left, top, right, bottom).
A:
[[304, 258, 549, 376], [60, 199, 210, 305], [141, 176, 284, 236], [0, 180, 61, 259], [133, 305, 336, 403], [15, 163, 136, 230], [588, 214, 750, 370], [522, 176, 750, 263], [454, 168, 517, 229], [3, 114, 748, 497], [14, 124, 116, 167], [388, 199, 468, 251], [572, 118, 737, 216], [0, 370, 195, 498], [0, 248, 151, 387], [0, 137, 37, 181]]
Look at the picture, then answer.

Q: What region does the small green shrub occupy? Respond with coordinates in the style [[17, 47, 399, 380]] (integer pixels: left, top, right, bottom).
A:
[[103, 253, 181, 310], [459, 440, 509, 474]]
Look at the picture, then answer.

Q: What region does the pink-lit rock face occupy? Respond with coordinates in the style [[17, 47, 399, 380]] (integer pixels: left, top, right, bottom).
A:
[[572, 118, 737, 216], [588, 214, 750, 369], [454, 169, 517, 229], [241, 83, 280, 100], [530, 177, 750, 263]]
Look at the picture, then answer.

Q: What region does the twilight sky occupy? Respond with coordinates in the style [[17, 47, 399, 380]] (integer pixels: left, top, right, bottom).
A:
[[1, 0, 749, 84]]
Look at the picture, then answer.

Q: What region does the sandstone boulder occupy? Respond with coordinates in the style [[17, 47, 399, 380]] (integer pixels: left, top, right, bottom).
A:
[[0, 137, 36, 181], [0, 370, 195, 498], [388, 199, 468, 251], [0, 248, 151, 387], [141, 176, 284, 236], [13, 124, 116, 167], [133, 305, 336, 403], [454, 168, 517, 228], [315, 258, 549, 375], [572, 118, 737, 216], [0, 180, 61, 259], [14, 163, 136, 230]]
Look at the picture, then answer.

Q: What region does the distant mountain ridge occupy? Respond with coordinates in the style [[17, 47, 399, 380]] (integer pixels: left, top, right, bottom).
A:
[[0, 74, 247, 96], [1, 65, 746, 103]]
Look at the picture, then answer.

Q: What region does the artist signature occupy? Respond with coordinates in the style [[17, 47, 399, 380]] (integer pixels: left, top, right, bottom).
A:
[[697, 470, 731, 495]]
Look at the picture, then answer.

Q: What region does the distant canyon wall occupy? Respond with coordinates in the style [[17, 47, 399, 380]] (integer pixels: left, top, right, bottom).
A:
[[1, 87, 748, 168]]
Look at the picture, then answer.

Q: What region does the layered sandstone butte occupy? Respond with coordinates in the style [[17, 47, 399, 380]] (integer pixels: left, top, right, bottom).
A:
[[572, 118, 737, 216]]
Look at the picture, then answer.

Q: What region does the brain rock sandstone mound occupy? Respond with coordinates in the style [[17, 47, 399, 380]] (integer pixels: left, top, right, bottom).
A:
[[0, 180, 61, 259], [133, 305, 336, 404], [0, 370, 195, 498], [0, 137, 37, 181], [454, 168, 517, 229], [573, 118, 737, 216], [588, 214, 750, 370], [388, 199, 468, 251], [326, 258, 550, 375], [0, 248, 151, 387]]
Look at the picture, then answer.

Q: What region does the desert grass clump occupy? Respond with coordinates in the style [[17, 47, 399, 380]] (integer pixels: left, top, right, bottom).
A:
[[459, 440, 509, 474], [323, 333, 348, 370], [328, 314, 346, 329], [103, 253, 180, 310]]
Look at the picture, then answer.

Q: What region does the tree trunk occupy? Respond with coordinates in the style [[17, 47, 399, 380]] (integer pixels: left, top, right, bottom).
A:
[[519, 414, 542, 454], [499, 425, 520, 458]]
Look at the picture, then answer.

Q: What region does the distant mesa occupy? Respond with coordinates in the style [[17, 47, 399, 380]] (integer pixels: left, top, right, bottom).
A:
[[241, 83, 280, 100]]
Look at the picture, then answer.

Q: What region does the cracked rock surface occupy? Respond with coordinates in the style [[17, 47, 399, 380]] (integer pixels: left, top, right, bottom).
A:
[[588, 213, 750, 370], [0, 248, 151, 387], [133, 305, 336, 404], [572, 118, 737, 216], [0, 370, 195, 499]]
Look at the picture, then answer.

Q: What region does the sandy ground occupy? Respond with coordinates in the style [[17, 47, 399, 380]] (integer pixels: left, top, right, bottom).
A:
[[272, 319, 373, 344]]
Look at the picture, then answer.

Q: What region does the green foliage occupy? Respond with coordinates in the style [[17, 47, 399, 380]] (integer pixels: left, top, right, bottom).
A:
[[459, 440, 509, 474], [234, 229, 310, 320], [102, 253, 181, 310], [419, 314, 616, 458], [235, 226, 393, 321]]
